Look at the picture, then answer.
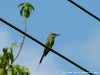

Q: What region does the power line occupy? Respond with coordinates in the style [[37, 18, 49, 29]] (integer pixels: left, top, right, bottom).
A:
[[68, 0, 100, 21], [0, 18, 94, 75]]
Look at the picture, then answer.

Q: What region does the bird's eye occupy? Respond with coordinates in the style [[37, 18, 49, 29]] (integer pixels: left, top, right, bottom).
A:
[[52, 34, 55, 35]]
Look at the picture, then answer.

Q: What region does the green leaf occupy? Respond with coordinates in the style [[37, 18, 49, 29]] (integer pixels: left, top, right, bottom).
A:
[[0, 68, 4, 75], [18, 3, 25, 7], [30, 5, 35, 11], [10, 43, 15, 49], [29, 7, 32, 13], [29, 6, 35, 14], [20, 6, 25, 17], [10, 42, 17, 53], [18, 2, 35, 19]]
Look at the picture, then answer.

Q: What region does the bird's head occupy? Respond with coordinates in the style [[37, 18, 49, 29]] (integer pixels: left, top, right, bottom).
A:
[[49, 32, 60, 39]]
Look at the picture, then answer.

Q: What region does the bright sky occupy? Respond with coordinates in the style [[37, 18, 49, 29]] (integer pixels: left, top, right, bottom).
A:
[[0, 0, 100, 75]]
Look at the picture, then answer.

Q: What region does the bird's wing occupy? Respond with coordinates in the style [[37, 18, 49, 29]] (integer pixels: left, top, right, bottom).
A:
[[44, 39, 54, 56], [45, 38, 50, 47], [48, 39, 54, 48], [44, 39, 49, 54]]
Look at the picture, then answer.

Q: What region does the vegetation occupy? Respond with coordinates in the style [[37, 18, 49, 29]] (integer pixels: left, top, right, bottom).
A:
[[13, 2, 35, 64], [0, 2, 34, 75], [0, 43, 30, 75]]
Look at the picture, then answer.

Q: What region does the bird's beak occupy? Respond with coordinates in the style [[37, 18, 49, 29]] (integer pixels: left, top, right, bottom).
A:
[[56, 34, 60, 36]]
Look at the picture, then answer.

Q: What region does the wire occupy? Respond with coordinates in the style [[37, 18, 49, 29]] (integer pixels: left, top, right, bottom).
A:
[[0, 18, 94, 75], [68, 0, 100, 21]]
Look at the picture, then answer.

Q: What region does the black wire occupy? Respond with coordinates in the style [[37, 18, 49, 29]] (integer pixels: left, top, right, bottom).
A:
[[0, 18, 94, 75], [68, 0, 100, 21]]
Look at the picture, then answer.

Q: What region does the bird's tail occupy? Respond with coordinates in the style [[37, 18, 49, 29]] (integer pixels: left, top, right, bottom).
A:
[[36, 63, 40, 71], [36, 53, 45, 71], [39, 53, 45, 64]]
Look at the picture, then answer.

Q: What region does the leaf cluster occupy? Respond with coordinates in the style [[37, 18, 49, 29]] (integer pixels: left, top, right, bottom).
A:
[[18, 2, 35, 19]]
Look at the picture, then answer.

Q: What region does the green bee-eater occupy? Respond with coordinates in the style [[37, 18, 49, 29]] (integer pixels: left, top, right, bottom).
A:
[[37, 32, 60, 70]]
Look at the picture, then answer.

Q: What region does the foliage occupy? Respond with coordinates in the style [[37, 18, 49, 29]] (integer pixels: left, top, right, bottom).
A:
[[0, 44, 30, 75], [0, 2, 35, 75], [18, 2, 35, 19], [11, 64, 30, 75]]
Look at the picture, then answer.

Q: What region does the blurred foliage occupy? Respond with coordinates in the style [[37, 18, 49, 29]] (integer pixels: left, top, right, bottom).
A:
[[0, 43, 30, 75]]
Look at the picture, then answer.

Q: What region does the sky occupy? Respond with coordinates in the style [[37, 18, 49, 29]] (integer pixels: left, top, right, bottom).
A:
[[0, 0, 100, 75]]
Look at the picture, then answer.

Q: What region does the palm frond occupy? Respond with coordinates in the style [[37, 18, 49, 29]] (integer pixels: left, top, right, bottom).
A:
[[27, 2, 35, 11], [30, 5, 35, 11], [20, 6, 25, 17], [18, 2, 35, 19], [29, 7, 32, 13], [18, 3, 25, 7]]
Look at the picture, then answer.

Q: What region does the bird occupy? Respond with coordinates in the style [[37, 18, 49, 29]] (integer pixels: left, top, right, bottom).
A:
[[37, 32, 60, 70]]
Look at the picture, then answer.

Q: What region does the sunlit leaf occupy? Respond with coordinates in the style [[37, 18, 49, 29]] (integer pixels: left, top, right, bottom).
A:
[[10, 42, 17, 49]]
